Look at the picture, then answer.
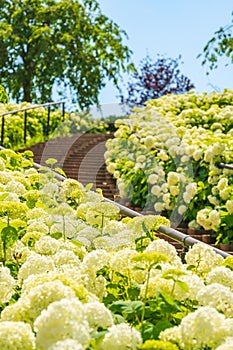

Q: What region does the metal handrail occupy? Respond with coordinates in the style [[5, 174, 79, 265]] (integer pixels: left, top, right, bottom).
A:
[[0, 144, 230, 258], [0, 101, 65, 146], [24, 153, 232, 259], [218, 162, 233, 171]]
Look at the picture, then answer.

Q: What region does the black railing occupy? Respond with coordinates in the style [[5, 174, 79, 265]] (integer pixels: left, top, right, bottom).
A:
[[0, 101, 65, 146]]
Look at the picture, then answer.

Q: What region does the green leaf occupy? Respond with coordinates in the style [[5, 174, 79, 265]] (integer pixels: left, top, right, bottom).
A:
[[0, 193, 9, 201], [85, 183, 93, 191], [1, 226, 18, 251], [109, 301, 144, 315], [90, 330, 108, 339], [70, 239, 84, 247], [175, 280, 189, 292], [152, 320, 174, 339], [50, 232, 62, 239]]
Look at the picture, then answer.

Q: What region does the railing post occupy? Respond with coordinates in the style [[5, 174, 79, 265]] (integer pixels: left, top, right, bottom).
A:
[[46, 105, 51, 137], [24, 111, 27, 144], [62, 102, 65, 121], [1, 116, 4, 146]]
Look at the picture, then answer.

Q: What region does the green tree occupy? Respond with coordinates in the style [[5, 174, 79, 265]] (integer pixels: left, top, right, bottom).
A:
[[0, 0, 133, 108], [199, 11, 233, 71]]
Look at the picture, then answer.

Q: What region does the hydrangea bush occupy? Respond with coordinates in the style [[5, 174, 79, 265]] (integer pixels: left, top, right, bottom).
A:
[[0, 148, 233, 349], [104, 89, 233, 244]]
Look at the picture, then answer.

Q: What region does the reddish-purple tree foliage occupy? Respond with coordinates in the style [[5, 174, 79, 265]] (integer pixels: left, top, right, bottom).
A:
[[121, 54, 195, 109]]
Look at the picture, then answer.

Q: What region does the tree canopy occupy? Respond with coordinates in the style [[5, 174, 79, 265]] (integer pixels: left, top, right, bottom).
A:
[[0, 0, 133, 108], [120, 54, 195, 109], [199, 11, 233, 71]]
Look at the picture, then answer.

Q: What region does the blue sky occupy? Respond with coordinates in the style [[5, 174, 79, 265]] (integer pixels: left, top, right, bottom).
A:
[[97, 0, 233, 106]]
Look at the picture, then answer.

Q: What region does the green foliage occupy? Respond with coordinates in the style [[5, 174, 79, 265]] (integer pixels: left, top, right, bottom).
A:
[[0, 0, 133, 108], [198, 11, 233, 71], [0, 84, 8, 103]]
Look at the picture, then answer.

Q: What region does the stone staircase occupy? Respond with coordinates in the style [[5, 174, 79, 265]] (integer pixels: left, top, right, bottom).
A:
[[19, 133, 117, 200]]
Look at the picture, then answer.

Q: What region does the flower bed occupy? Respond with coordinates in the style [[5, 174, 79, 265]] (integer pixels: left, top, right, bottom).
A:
[[0, 149, 233, 349], [105, 89, 233, 246]]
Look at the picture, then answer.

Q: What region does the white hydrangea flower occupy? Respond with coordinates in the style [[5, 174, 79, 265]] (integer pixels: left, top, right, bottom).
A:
[[26, 207, 48, 220], [226, 200, 233, 214], [109, 248, 138, 275], [84, 301, 113, 330], [158, 150, 169, 161], [145, 239, 182, 265], [52, 249, 81, 268], [217, 178, 228, 191], [2, 280, 76, 325], [206, 266, 233, 290], [0, 321, 36, 350], [34, 298, 90, 350], [169, 185, 179, 197], [50, 217, 77, 239], [34, 236, 61, 255], [219, 188, 229, 201], [140, 275, 173, 299], [185, 243, 224, 276], [1, 191, 20, 202], [167, 172, 180, 187], [97, 323, 142, 350], [82, 249, 108, 272], [18, 253, 55, 283], [5, 180, 26, 195], [26, 221, 49, 234], [204, 148, 213, 162], [159, 325, 183, 346], [196, 208, 220, 231], [178, 205, 187, 215], [0, 264, 15, 304], [208, 195, 220, 206], [154, 202, 164, 212], [102, 220, 127, 236], [41, 182, 59, 197], [212, 143, 225, 155], [197, 283, 233, 317], [216, 338, 233, 350], [179, 306, 229, 349], [148, 173, 159, 185], [151, 185, 162, 196], [77, 226, 100, 241], [48, 339, 84, 350]]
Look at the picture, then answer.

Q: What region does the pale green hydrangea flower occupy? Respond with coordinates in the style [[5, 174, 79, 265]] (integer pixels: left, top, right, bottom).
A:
[[34, 298, 90, 350], [0, 321, 36, 350]]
